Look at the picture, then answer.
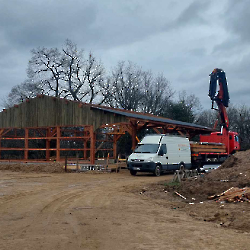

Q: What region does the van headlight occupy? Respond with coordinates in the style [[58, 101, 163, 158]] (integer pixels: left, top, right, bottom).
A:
[[147, 157, 153, 162]]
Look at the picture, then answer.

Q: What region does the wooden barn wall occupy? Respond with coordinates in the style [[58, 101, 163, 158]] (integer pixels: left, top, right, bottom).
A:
[[0, 96, 127, 130]]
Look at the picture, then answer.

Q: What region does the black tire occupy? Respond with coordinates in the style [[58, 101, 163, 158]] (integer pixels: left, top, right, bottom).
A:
[[179, 163, 185, 171], [154, 165, 161, 177], [130, 170, 137, 176]]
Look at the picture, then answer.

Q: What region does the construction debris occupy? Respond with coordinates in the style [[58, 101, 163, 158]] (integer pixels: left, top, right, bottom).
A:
[[174, 191, 187, 200], [215, 187, 250, 203], [173, 149, 250, 202]]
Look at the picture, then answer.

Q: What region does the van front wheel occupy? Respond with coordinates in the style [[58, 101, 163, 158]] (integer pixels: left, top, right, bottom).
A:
[[154, 165, 161, 177], [130, 170, 137, 176]]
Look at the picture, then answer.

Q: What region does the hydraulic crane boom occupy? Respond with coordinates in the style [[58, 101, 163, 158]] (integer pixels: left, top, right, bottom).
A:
[[209, 68, 230, 133], [199, 68, 240, 155]]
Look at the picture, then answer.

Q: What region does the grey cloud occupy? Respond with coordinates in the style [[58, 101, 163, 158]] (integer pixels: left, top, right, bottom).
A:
[[213, 37, 242, 54], [224, 0, 250, 42], [187, 48, 207, 57], [0, 0, 97, 49], [164, 0, 210, 31]]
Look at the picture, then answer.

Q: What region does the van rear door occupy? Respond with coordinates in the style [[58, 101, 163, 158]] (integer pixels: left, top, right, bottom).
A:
[[164, 138, 180, 170]]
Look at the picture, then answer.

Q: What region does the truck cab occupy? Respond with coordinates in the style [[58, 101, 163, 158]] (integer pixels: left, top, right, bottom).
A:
[[200, 131, 240, 154], [127, 134, 192, 176]]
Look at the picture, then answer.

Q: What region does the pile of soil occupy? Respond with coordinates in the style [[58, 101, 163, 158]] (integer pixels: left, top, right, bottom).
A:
[[138, 150, 250, 232], [176, 150, 250, 200], [0, 162, 65, 173]]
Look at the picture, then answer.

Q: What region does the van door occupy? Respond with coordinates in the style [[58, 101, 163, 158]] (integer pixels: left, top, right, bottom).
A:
[[165, 140, 179, 170], [158, 144, 168, 170]]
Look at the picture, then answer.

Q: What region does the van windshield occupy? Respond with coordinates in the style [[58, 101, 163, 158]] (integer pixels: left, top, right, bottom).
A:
[[134, 144, 159, 153]]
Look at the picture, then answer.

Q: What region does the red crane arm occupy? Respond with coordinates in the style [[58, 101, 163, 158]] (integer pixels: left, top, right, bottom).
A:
[[209, 68, 230, 133]]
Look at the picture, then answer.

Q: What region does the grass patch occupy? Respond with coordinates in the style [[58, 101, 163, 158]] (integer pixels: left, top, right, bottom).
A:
[[163, 180, 181, 188]]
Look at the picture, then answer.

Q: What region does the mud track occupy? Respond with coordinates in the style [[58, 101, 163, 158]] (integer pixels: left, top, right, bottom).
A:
[[0, 170, 249, 250]]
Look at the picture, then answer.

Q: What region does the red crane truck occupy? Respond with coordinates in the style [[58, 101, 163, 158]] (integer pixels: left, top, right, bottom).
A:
[[191, 68, 240, 168]]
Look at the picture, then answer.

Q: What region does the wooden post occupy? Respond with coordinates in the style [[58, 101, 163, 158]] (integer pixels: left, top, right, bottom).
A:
[[83, 131, 87, 160], [56, 126, 60, 161], [113, 135, 117, 162], [90, 126, 95, 164], [24, 128, 28, 161], [65, 155, 68, 172], [46, 128, 50, 161], [106, 153, 109, 169], [131, 122, 137, 151], [76, 152, 79, 171]]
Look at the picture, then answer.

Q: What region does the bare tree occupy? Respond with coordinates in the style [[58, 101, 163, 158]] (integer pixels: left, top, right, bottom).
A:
[[196, 109, 218, 128], [27, 46, 64, 97], [3, 79, 42, 108], [103, 61, 144, 110], [141, 72, 174, 115], [4, 40, 106, 106], [228, 105, 250, 150], [102, 61, 174, 114], [62, 40, 105, 103]]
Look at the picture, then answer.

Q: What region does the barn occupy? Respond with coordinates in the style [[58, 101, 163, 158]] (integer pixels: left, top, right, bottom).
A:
[[0, 95, 214, 163]]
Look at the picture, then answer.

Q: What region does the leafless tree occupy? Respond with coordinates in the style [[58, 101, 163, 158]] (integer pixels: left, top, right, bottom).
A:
[[140, 72, 174, 115], [27, 46, 64, 97], [195, 109, 218, 128], [61, 40, 105, 103], [228, 105, 250, 150], [3, 79, 42, 108], [12, 40, 106, 104], [102, 61, 174, 114], [178, 90, 203, 116], [102, 61, 144, 110]]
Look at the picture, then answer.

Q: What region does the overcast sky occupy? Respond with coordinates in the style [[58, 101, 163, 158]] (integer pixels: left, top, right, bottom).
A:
[[0, 0, 249, 111]]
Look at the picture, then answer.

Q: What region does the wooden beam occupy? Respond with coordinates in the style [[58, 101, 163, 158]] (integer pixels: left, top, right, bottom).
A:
[[56, 126, 60, 161], [137, 122, 149, 132], [177, 131, 185, 136], [130, 121, 138, 150], [84, 134, 87, 160], [113, 134, 117, 160], [24, 128, 28, 160], [46, 128, 50, 161], [153, 127, 161, 134], [0, 129, 4, 136], [90, 126, 96, 164], [1, 128, 12, 137]]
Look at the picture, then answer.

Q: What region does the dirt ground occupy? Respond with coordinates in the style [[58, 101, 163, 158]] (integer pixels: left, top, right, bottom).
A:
[[0, 167, 250, 250]]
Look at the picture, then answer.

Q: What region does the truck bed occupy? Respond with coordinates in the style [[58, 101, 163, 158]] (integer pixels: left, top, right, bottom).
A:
[[190, 142, 226, 154]]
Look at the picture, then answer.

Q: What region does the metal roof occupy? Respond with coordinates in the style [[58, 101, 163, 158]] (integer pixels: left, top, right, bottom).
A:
[[91, 106, 213, 132]]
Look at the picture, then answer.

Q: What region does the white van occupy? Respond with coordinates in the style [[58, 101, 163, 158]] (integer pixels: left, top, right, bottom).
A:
[[127, 134, 191, 176]]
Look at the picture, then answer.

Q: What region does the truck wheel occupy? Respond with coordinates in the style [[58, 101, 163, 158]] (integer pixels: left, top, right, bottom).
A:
[[179, 163, 185, 171], [154, 165, 161, 177], [130, 170, 137, 176]]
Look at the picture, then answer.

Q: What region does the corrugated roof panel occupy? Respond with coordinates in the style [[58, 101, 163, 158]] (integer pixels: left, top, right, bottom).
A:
[[91, 106, 213, 131]]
